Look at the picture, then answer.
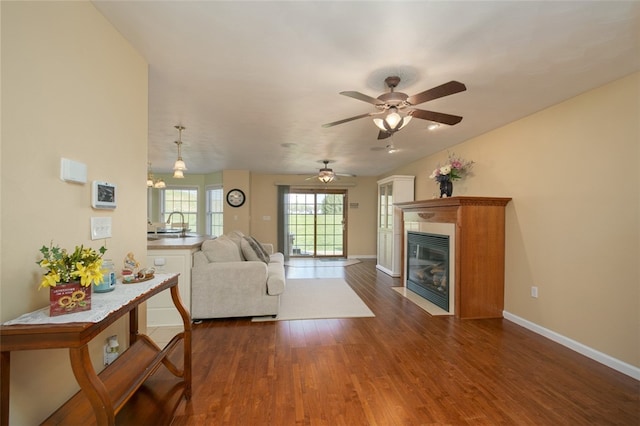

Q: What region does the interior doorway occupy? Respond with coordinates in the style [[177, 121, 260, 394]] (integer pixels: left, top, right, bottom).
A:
[[286, 189, 347, 258]]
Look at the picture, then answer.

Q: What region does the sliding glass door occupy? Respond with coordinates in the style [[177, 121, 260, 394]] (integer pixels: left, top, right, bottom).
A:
[[286, 189, 347, 258]]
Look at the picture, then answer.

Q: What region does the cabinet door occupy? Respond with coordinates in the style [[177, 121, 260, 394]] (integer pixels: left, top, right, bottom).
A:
[[378, 182, 394, 229], [378, 184, 386, 229], [146, 253, 189, 326]]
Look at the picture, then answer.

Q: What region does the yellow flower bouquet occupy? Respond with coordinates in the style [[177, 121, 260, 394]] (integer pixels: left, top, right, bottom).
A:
[[37, 243, 107, 288]]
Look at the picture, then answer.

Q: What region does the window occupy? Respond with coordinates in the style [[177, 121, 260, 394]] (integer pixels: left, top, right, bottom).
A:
[[206, 186, 224, 237], [160, 187, 198, 233]]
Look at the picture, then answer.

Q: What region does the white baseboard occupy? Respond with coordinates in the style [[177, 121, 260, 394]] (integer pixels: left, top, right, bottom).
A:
[[503, 311, 639, 380], [348, 255, 376, 260]]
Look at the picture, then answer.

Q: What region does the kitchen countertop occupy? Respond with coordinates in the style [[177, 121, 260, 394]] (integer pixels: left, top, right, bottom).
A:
[[147, 235, 212, 250]]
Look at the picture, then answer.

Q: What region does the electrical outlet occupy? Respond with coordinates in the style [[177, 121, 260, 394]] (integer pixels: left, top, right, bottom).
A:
[[531, 286, 539, 298], [91, 217, 112, 240]]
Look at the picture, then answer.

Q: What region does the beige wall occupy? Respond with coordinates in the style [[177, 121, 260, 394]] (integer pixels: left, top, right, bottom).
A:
[[1, 2, 148, 424], [386, 73, 640, 367], [223, 169, 251, 235]]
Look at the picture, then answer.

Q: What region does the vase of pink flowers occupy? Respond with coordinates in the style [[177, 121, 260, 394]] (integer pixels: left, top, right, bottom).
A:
[[429, 153, 474, 198]]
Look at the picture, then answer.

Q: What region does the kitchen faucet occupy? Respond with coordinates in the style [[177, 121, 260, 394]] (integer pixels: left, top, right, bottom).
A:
[[167, 211, 187, 237]]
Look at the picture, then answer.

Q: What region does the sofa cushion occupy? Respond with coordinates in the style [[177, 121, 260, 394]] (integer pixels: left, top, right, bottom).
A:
[[241, 236, 269, 264], [202, 236, 244, 263], [250, 236, 271, 258], [225, 231, 246, 259]]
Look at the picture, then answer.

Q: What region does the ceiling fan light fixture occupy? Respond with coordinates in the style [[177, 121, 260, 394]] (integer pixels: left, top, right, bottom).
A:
[[318, 172, 335, 183], [372, 117, 386, 131], [373, 107, 412, 132], [399, 114, 412, 129], [386, 109, 402, 128], [316, 160, 336, 183]]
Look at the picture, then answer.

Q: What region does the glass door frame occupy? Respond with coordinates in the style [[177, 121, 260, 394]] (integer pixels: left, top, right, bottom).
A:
[[286, 188, 348, 258]]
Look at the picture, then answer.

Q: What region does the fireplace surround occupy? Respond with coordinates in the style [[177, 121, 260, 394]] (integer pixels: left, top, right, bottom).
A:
[[397, 196, 511, 319]]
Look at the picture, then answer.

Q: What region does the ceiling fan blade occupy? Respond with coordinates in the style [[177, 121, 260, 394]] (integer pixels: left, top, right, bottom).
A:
[[406, 81, 467, 106], [408, 109, 463, 126], [322, 112, 374, 128], [340, 91, 385, 106], [377, 131, 392, 140]]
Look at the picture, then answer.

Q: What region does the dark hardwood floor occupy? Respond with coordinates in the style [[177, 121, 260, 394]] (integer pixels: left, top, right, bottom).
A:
[[171, 259, 638, 425]]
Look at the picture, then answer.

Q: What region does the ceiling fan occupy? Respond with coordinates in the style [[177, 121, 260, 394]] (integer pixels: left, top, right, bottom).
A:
[[322, 76, 466, 139], [305, 160, 355, 183]]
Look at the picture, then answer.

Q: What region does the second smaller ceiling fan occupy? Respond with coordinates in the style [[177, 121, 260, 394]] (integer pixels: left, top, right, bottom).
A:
[[305, 160, 355, 183]]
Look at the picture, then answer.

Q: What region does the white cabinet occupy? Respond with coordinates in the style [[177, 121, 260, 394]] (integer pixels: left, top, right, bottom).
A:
[[147, 248, 197, 326], [376, 175, 414, 277]]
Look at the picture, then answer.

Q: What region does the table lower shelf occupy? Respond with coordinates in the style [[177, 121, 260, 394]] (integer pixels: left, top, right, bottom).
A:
[[42, 336, 186, 425]]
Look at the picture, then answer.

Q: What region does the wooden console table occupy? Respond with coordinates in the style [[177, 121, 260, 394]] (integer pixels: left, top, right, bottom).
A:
[[397, 196, 512, 319], [0, 274, 191, 426]]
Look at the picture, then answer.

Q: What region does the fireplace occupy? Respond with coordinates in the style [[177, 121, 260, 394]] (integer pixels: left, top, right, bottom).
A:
[[406, 231, 450, 311]]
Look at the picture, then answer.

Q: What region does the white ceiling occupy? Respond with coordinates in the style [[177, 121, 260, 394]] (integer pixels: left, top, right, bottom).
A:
[[92, 1, 640, 178]]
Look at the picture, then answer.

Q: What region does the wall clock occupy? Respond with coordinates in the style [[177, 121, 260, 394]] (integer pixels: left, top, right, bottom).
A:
[[226, 189, 246, 207]]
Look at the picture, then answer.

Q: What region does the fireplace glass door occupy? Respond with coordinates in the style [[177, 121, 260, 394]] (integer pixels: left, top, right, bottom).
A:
[[406, 231, 450, 311]]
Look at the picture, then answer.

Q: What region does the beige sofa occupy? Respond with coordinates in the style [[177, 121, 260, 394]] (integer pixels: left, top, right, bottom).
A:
[[191, 231, 286, 319]]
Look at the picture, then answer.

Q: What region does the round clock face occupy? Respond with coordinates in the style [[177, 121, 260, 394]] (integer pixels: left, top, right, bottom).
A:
[[226, 189, 246, 207]]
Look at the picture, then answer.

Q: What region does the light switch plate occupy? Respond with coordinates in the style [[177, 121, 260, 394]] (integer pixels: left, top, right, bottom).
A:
[[91, 217, 112, 240]]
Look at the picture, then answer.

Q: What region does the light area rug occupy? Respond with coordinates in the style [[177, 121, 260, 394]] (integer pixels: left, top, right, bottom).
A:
[[284, 258, 361, 267], [252, 278, 374, 321], [392, 287, 453, 316]]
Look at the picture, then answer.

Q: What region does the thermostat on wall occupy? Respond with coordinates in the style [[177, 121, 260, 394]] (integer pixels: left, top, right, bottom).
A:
[[92, 181, 117, 209]]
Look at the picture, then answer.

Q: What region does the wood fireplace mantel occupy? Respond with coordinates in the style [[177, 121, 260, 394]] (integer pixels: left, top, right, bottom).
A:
[[396, 196, 512, 319]]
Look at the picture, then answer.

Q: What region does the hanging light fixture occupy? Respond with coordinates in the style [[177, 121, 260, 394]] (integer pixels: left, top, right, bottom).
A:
[[317, 160, 335, 183], [373, 106, 412, 134], [318, 170, 335, 183], [147, 162, 155, 187], [173, 125, 187, 178], [147, 162, 167, 188]]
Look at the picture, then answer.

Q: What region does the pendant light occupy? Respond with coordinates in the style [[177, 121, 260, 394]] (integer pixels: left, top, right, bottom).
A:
[[146, 162, 154, 187], [173, 125, 187, 178], [147, 162, 167, 188]]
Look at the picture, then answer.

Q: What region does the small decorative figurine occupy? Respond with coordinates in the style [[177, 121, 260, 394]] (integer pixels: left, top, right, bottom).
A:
[[123, 252, 140, 273]]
